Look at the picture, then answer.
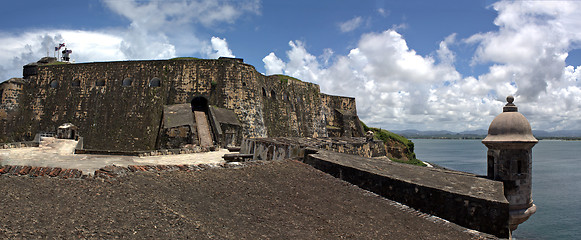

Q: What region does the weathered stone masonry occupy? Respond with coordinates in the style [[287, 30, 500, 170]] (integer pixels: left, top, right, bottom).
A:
[[1, 58, 363, 151], [0, 78, 24, 142]]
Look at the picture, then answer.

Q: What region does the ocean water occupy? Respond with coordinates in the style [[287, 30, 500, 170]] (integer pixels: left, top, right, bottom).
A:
[[412, 139, 581, 240]]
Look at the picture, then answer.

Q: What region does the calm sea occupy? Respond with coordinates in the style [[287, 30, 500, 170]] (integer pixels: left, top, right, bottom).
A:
[[412, 139, 581, 240]]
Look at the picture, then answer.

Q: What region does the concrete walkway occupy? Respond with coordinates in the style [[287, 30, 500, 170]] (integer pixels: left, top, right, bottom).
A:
[[0, 137, 226, 174]]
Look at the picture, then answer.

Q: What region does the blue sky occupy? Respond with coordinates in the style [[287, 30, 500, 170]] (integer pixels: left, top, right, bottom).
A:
[[1, 0, 580, 132]]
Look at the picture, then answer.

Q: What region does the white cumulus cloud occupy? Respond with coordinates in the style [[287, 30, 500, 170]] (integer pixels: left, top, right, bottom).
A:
[[206, 37, 235, 59], [0, 30, 126, 80], [262, 0, 581, 131], [0, 0, 259, 80], [339, 16, 363, 33]]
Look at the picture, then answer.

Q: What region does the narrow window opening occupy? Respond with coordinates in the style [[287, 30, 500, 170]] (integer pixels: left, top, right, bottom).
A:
[[191, 96, 209, 113], [71, 80, 81, 87], [96, 80, 106, 86], [271, 90, 276, 100], [262, 87, 267, 97], [487, 155, 495, 179]]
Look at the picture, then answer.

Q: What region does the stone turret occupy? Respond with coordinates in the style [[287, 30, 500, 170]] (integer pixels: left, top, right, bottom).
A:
[[482, 96, 537, 233]]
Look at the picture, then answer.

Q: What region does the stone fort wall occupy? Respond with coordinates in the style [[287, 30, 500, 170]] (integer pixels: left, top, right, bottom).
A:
[[0, 78, 24, 142], [3, 58, 361, 151]]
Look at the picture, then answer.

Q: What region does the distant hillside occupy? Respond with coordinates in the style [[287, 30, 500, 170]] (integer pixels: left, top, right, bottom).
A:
[[392, 129, 581, 140]]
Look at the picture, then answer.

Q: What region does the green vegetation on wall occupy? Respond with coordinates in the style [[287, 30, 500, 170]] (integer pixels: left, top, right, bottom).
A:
[[273, 74, 301, 83], [169, 57, 202, 61], [361, 121, 425, 166], [45, 61, 70, 66]]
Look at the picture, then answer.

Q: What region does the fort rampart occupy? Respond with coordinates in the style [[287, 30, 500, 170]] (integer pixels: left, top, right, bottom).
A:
[[241, 137, 510, 238]]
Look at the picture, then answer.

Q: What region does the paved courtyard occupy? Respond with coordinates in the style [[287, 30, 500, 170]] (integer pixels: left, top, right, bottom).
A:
[[0, 137, 227, 174]]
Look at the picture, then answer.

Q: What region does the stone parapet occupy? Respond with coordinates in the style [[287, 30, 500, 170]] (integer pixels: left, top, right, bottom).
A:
[[303, 150, 510, 238], [241, 137, 387, 160]]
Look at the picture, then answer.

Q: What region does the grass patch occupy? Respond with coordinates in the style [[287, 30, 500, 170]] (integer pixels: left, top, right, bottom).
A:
[[390, 157, 426, 167], [361, 121, 413, 150], [170, 57, 202, 61], [45, 61, 70, 66], [361, 121, 423, 166], [273, 74, 301, 83]]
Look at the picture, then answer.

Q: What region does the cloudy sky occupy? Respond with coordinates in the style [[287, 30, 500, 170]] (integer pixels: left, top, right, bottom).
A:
[[1, 0, 580, 132]]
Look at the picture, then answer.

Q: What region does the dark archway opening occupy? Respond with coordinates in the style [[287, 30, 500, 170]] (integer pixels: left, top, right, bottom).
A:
[[191, 96, 209, 113]]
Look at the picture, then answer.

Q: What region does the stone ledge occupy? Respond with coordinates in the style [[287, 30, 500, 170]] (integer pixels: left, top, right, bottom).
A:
[[0, 141, 39, 149], [73, 146, 210, 157], [0, 161, 273, 180], [303, 150, 510, 238]]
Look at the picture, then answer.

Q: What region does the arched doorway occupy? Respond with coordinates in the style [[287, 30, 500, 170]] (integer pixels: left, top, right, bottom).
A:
[[191, 96, 209, 112]]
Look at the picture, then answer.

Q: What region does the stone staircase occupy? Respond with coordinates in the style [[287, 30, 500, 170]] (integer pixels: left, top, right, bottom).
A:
[[194, 111, 213, 147]]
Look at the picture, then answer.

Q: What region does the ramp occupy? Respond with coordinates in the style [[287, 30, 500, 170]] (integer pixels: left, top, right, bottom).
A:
[[194, 111, 213, 147]]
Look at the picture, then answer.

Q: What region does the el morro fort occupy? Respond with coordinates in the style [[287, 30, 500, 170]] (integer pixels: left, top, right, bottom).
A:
[[0, 56, 537, 239], [1, 56, 364, 151]]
